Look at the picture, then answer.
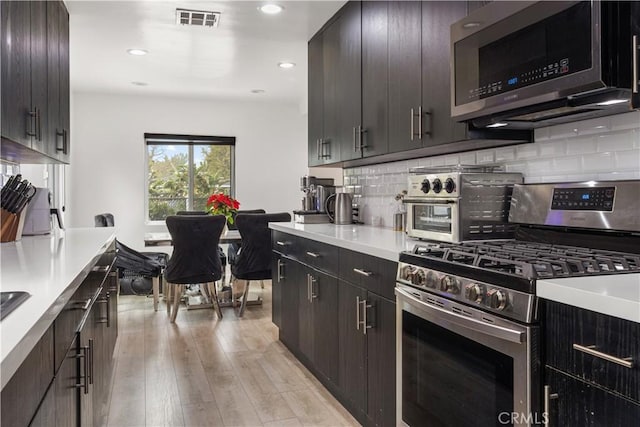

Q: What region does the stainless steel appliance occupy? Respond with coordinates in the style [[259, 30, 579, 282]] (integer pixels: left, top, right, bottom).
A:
[[294, 176, 335, 224], [325, 192, 353, 225], [396, 180, 640, 426], [451, 1, 640, 129], [404, 165, 523, 242]]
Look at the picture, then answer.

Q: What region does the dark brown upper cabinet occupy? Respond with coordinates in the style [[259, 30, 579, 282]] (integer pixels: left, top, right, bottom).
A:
[[1, 0, 70, 164]]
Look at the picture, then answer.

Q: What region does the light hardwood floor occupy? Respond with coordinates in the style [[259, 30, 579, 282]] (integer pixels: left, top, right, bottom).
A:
[[107, 282, 360, 427]]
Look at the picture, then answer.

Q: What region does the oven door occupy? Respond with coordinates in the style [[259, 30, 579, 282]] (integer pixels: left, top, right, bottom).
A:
[[396, 284, 541, 427], [405, 201, 459, 242]]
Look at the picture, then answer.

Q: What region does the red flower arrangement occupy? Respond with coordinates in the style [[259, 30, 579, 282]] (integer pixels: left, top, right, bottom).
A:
[[206, 193, 240, 224]]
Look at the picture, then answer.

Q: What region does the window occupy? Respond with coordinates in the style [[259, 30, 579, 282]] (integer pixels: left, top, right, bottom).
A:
[[145, 133, 235, 222]]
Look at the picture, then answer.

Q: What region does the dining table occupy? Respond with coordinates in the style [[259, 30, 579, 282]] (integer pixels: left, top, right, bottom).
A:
[[143, 229, 242, 246]]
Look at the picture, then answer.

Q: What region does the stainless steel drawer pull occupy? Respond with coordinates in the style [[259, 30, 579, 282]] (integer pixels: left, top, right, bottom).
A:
[[356, 296, 361, 330], [92, 265, 110, 273], [353, 268, 372, 277], [277, 259, 284, 282], [543, 385, 558, 427], [572, 344, 634, 369], [75, 346, 90, 394], [306, 251, 320, 258], [276, 241, 287, 246], [79, 298, 92, 310]]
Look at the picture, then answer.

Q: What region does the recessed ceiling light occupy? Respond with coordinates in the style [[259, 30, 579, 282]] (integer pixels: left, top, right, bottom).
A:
[[251, 89, 265, 94], [259, 4, 284, 15], [131, 81, 148, 86], [127, 49, 148, 56], [278, 62, 296, 69], [486, 122, 508, 128]]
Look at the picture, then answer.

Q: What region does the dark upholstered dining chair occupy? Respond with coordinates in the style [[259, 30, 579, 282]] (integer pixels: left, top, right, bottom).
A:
[[226, 209, 266, 268], [231, 212, 291, 317], [164, 214, 226, 321]]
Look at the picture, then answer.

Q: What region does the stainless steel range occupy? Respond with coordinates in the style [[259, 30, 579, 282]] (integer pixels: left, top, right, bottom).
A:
[[396, 180, 640, 427]]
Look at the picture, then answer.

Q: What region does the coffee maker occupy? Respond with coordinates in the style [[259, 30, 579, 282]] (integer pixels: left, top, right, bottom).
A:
[[294, 176, 335, 223]]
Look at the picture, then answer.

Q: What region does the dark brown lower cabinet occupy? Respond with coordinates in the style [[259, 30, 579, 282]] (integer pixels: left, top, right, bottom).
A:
[[55, 337, 80, 427], [545, 367, 640, 427], [30, 382, 56, 427], [272, 230, 397, 427]]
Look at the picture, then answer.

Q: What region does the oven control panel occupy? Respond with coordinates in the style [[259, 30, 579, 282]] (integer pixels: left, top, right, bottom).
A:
[[396, 263, 536, 323], [551, 186, 615, 211]]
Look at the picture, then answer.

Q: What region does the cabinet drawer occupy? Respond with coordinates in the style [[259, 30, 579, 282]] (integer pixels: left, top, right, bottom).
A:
[[545, 301, 640, 403], [339, 248, 397, 300], [272, 230, 298, 256], [299, 238, 338, 276]]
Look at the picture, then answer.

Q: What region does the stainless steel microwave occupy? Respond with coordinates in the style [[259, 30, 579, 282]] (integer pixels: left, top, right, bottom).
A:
[[451, 1, 640, 129]]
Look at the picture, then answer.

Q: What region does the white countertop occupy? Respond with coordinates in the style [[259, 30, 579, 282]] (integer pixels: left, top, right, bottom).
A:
[[537, 274, 640, 323], [268, 222, 421, 261], [0, 228, 116, 389]]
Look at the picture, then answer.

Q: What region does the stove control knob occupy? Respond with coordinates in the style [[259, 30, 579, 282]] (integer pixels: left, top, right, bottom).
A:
[[432, 178, 443, 194], [412, 269, 426, 287], [400, 265, 415, 282], [425, 270, 439, 289], [439, 275, 460, 294], [487, 289, 507, 311], [444, 178, 456, 194], [465, 283, 484, 303], [420, 179, 431, 194]]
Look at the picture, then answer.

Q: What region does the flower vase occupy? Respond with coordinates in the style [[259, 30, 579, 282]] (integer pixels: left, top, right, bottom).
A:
[[222, 223, 229, 237]]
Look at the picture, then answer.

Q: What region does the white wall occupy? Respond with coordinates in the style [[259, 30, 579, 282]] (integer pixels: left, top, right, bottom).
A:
[[68, 92, 308, 251]]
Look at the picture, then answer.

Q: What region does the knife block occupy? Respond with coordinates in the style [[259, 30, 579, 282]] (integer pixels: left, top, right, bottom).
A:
[[0, 208, 27, 242]]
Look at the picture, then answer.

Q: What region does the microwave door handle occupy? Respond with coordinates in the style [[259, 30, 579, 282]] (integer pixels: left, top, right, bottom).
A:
[[396, 287, 525, 344]]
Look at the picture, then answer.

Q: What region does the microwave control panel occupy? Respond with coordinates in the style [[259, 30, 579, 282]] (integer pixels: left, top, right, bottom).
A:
[[551, 187, 615, 211]]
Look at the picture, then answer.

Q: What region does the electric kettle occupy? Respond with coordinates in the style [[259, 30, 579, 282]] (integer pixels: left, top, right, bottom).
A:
[[325, 193, 353, 225]]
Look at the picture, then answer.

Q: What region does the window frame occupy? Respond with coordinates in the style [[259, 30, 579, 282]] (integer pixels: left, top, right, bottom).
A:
[[144, 133, 236, 224]]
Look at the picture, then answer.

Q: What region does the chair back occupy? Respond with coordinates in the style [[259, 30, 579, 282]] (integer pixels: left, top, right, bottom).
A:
[[228, 209, 266, 230], [232, 212, 291, 280], [94, 213, 115, 227], [164, 215, 226, 284]]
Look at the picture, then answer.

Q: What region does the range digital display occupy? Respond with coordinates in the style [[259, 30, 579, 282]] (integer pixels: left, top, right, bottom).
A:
[[551, 187, 615, 211]]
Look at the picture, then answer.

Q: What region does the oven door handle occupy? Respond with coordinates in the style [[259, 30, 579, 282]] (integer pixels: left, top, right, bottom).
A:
[[403, 198, 457, 204], [396, 287, 525, 344]]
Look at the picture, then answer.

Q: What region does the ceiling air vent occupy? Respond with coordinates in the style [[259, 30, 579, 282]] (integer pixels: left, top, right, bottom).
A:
[[176, 9, 220, 27]]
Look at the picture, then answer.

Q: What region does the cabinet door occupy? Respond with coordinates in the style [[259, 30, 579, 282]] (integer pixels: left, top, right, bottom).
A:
[[30, 382, 56, 427], [46, 0, 61, 159], [55, 337, 80, 427], [361, 1, 388, 158], [280, 257, 300, 349], [1, 0, 32, 147], [93, 288, 110, 427], [422, 1, 468, 146], [78, 313, 94, 427], [311, 268, 338, 383], [546, 367, 640, 427], [298, 267, 314, 364], [388, 1, 422, 154], [338, 280, 367, 422], [57, 0, 70, 162], [324, 1, 362, 163], [29, 1, 47, 155], [366, 293, 396, 427], [308, 33, 325, 167]]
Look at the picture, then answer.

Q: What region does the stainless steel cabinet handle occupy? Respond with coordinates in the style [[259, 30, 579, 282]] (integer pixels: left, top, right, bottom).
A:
[[358, 126, 367, 149], [310, 275, 318, 299], [423, 108, 432, 136], [78, 298, 92, 311], [63, 129, 69, 155], [27, 110, 37, 137], [317, 139, 321, 160], [353, 268, 372, 277], [307, 274, 311, 303], [633, 35, 638, 94], [96, 296, 109, 324], [410, 108, 414, 141], [418, 106, 423, 140], [56, 129, 65, 151], [360, 298, 372, 334], [92, 265, 110, 273], [353, 127, 358, 152], [572, 344, 635, 368], [276, 241, 287, 246], [88, 338, 94, 385], [106, 293, 111, 327], [356, 296, 361, 330], [306, 251, 320, 258], [543, 385, 558, 427], [75, 346, 89, 394], [277, 259, 284, 282]]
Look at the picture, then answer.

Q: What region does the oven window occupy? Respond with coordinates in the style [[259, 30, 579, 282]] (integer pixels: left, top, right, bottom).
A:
[[413, 204, 452, 233], [402, 311, 514, 426]]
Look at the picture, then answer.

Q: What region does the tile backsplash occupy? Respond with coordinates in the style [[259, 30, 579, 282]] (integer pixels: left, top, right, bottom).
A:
[[345, 111, 640, 227]]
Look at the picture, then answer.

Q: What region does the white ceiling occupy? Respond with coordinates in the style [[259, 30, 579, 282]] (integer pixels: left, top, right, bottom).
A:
[[67, 0, 345, 104]]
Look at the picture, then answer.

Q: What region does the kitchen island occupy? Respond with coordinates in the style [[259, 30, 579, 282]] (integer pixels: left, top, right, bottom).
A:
[[1, 228, 116, 389]]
